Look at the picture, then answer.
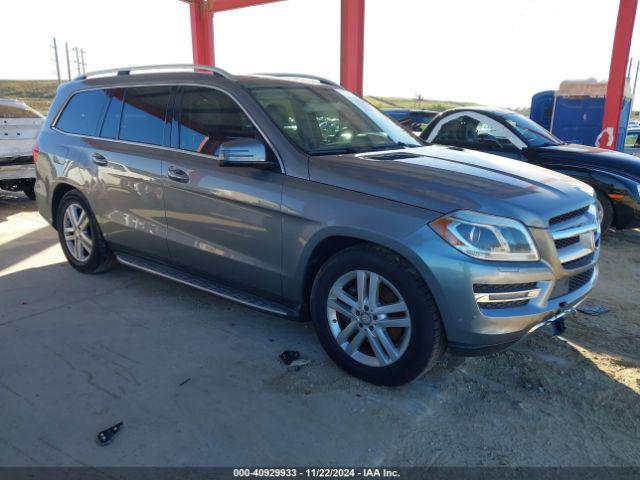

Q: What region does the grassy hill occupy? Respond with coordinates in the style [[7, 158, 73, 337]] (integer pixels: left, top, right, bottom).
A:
[[365, 95, 477, 112], [0, 79, 526, 116], [0, 80, 59, 114]]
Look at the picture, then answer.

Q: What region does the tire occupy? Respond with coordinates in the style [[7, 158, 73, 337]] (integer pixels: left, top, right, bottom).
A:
[[56, 190, 116, 274], [595, 190, 614, 232], [23, 186, 36, 200], [310, 244, 445, 386]]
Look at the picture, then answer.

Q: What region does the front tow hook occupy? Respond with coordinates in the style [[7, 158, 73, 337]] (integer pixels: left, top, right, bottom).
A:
[[550, 306, 577, 336]]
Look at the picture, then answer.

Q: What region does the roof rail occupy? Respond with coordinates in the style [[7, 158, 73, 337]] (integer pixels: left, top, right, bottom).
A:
[[75, 64, 235, 81], [254, 73, 341, 88]]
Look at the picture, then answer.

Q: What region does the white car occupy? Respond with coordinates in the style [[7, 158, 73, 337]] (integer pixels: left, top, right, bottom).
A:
[[0, 98, 44, 199]]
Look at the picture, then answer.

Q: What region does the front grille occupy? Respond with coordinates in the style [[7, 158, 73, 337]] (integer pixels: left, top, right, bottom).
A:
[[480, 300, 530, 309], [569, 268, 595, 292], [562, 252, 595, 270], [550, 267, 595, 298], [549, 206, 589, 226], [554, 236, 580, 249], [473, 282, 537, 293]]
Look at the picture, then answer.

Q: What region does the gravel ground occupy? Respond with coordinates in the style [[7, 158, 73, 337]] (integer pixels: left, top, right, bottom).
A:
[[0, 191, 638, 467]]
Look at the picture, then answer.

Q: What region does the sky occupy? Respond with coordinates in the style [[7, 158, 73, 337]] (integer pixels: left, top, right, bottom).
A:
[[2, 0, 640, 109]]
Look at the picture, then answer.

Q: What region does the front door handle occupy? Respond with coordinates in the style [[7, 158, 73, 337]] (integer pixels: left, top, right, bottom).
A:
[[91, 152, 108, 166], [167, 166, 190, 183]]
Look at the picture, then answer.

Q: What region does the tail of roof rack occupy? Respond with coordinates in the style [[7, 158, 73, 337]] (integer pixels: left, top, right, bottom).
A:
[[254, 73, 342, 88], [75, 64, 235, 81]]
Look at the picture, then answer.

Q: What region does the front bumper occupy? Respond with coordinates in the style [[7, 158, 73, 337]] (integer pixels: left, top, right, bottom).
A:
[[404, 222, 599, 356], [0, 163, 36, 181]]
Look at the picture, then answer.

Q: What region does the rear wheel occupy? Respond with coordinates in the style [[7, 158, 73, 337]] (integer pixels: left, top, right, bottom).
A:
[[310, 245, 445, 386], [56, 190, 116, 274]]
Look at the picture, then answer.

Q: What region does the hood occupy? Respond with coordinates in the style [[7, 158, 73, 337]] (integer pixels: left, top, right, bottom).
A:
[[535, 144, 640, 180], [309, 145, 594, 228]]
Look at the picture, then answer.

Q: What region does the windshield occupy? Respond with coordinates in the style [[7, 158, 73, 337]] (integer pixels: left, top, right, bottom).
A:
[[503, 113, 561, 147], [249, 86, 422, 155]]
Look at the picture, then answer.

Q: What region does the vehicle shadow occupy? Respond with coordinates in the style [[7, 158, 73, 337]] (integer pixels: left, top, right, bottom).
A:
[[0, 191, 38, 223], [0, 262, 637, 467]]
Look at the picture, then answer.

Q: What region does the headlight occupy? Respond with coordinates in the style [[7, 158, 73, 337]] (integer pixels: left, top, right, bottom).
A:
[[430, 210, 540, 262]]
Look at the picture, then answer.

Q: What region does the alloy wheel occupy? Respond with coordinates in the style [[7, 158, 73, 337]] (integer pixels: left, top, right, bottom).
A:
[[327, 270, 411, 367], [63, 203, 93, 262]]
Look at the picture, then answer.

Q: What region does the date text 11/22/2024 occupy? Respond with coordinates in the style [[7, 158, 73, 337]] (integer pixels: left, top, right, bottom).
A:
[[233, 468, 401, 478]]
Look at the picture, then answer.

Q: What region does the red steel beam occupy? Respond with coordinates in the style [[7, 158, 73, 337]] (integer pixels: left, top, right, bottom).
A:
[[184, 0, 282, 66], [209, 0, 282, 13], [340, 0, 365, 96], [189, 0, 215, 65], [600, 0, 638, 149]]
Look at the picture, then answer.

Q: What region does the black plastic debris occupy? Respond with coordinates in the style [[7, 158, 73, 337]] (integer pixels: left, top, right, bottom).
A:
[[577, 303, 610, 316], [96, 422, 123, 446], [179, 378, 191, 387], [280, 350, 300, 365]]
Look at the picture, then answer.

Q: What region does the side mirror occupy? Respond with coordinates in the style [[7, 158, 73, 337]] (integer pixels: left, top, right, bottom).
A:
[[216, 138, 268, 166]]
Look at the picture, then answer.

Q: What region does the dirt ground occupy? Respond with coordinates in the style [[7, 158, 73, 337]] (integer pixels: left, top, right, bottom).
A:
[[0, 191, 638, 467]]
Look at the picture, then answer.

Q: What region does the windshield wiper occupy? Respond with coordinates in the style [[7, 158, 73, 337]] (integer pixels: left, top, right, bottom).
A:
[[368, 142, 419, 151], [311, 147, 363, 155]]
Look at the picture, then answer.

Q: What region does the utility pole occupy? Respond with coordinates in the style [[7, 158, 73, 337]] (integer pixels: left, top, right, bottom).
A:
[[80, 49, 87, 74], [65, 42, 71, 80], [51, 37, 61, 83], [73, 46, 81, 76]]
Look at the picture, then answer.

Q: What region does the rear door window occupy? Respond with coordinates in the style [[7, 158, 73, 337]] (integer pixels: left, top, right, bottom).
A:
[[119, 86, 172, 146], [56, 90, 109, 135]]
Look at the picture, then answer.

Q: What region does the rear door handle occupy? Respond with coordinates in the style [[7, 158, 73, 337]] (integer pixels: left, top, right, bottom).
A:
[[91, 152, 108, 166], [167, 166, 190, 183]]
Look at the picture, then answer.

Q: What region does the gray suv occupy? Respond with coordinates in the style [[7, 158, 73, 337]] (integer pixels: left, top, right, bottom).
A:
[[35, 65, 600, 385]]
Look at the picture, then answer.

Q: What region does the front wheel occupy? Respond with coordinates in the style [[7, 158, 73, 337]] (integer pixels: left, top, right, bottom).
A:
[[595, 190, 614, 232], [310, 245, 445, 386]]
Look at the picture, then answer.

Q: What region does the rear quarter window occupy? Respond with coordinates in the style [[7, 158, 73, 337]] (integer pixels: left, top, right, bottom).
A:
[[55, 90, 110, 135]]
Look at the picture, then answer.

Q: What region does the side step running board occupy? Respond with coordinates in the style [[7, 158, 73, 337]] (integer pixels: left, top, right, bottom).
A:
[[116, 252, 297, 319]]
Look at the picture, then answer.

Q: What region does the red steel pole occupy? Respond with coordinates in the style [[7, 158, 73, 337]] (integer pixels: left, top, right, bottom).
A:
[[189, 0, 215, 66], [340, 0, 365, 96], [599, 0, 638, 149]]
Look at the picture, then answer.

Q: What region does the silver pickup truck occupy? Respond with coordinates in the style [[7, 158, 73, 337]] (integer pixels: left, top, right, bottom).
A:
[[0, 98, 44, 199]]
